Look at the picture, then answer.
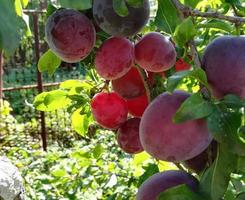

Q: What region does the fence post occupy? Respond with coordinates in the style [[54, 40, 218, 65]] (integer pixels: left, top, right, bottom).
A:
[[33, 13, 47, 151], [0, 50, 3, 102]]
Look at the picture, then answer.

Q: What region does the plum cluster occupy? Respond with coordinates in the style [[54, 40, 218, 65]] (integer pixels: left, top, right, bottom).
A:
[[44, 2, 245, 199]]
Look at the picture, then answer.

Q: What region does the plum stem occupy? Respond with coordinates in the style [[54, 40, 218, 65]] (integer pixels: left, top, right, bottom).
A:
[[135, 65, 151, 103]]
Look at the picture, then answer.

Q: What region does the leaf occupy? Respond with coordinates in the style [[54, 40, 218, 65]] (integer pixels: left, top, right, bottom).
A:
[[38, 49, 61, 76], [46, 3, 57, 18], [59, 0, 92, 10], [133, 151, 151, 166], [199, 145, 238, 200], [0, 0, 21, 55], [71, 108, 91, 136], [33, 90, 70, 111], [138, 163, 159, 187], [198, 19, 233, 32], [183, 0, 200, 8], [51, 168, 67, 177], [207, 107, 245, 156], [237, 156, 245, 173], [167, 68, 209, 93], [93, 144, 104, 159], [158, 184, 205, 200], [174, 17, 197, 46], [113, 0, 129, 17], [126, 0, 144, 7], [221, 94, 245, 109], [155, 0, 181, 34], [60, 80, 93, 90], [20, 0, 29, 8], [174, 92, 214, 123]]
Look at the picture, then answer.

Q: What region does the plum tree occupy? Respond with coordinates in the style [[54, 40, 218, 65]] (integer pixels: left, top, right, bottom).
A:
[[140, 90, 212, 162], [136, 170, 199, 200], [92, 0, 150, 37], [45, 9, 96, 63], [127, 94, 149, 117], [135, 32, 176, 72], [175, 58, 191, 72], [91, 92, 128, 129], [117, 118, 143, 154], [183, 141, 217, 173], [112, 67, 146, 99], [95, 37, 134, 80], [202, 36, 245, 99]]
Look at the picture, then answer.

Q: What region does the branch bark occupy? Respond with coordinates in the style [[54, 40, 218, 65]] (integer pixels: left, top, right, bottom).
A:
[[171, 0, 245, 24]]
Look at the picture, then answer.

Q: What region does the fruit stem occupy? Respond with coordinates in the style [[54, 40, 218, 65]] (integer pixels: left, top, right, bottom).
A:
[[135, 65, 151, 103]]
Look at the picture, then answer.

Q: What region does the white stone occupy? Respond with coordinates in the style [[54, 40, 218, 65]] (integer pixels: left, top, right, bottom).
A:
[[0, 157, 24, 200]]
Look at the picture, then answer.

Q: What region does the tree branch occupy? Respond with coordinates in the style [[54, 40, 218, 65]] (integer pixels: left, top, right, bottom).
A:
[[171, 0, 245, 24]]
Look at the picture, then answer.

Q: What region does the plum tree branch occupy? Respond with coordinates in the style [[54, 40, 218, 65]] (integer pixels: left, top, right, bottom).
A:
[[171, 0, 245, 24]]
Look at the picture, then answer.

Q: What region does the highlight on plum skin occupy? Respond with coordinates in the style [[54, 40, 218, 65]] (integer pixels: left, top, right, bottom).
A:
[[135, 32, 177, 72], [112, 67, 146, 99], [136, 170, 199, 200], [45, 8, 96, 63], [140, 90, 213, 162], [92, 0, 150, 37], [127, 94, 149, 117], [116, 118, 144, 154], [95, 37, 134, 80], [91, 92, 128, 130]]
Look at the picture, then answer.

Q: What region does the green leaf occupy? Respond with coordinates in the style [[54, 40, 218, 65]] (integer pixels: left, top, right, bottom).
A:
[[237, 156, 245, 173], [197, 19, 233, 32], [93, 144, 104, 159], [221, 94, 245, 109], [173, 17, 197, 46], [46, 3, 57, 18], [71, 108, 91, 136], [51, 168, 67, 177], [207, 107, 245, 156], [200, 145, 238, 200], [158, 184, 205, 200], [167, 68, 209, 93], [155, 0, 181, 34], [113, 0, 129, 17], [138, 163, 159, 187], [126, 0, 144, 7], [20, 0, 29, 8], [59, 0, 92, 10], [0, 0, 21, 55], [33, 90, 70, 111], [236, 192, 245, 200], [183, 0, 200, 8], [60, 80, 93, 90], [38, 49, 61, 76], [174, 93, 214, 123]]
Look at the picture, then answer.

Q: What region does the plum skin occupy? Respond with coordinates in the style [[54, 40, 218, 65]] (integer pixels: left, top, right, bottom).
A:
[[136, 170, 199, 200], [95, 37, 134, 80], [127, 94, 149, 117], [202, 35, 245, 99], [117, 118, 143, 154], [135, 32, 177, 72], [93, 0, 150, 37], [91, 92, 128, 130], [45, 9, 96, 63], [140, 90, 213, 162], [112, 67, 146, 99]]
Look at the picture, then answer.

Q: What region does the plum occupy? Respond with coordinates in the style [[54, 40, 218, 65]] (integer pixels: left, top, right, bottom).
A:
[[117, 118, 143, 154], [95, 37, 134, 80], [93, 0, 150, 37], [183, 141, 218, 173], [91, 92, 128, 129], [135, 32, 176, 72], [112, 67, 146, 99], [140, 90, 212, 162], [175, 58, 191, 72], [202, 36, 245, 99], [136, 170, 199, 200], [127, 94, 149, 117], [45, 9, 96, 63]]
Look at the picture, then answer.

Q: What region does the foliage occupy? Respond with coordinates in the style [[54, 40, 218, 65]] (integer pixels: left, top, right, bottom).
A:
[[1, 0, 245, 199]]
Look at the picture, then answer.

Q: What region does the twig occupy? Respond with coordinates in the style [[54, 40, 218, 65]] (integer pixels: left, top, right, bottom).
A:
[[171, 0, 245, 24]]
